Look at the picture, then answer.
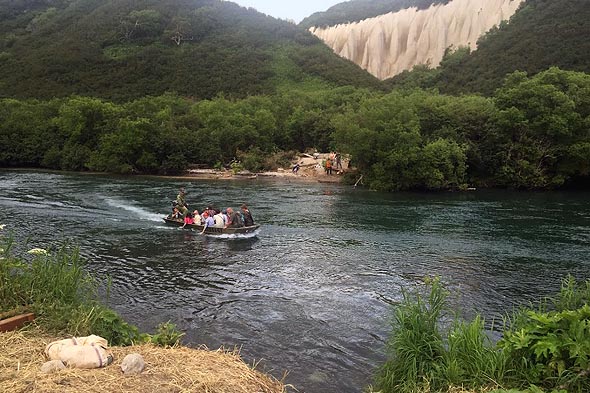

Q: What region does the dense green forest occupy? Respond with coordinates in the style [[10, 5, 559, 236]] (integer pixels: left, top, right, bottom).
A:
[[0, 0, 382, 101], [1, 0, 589, 190], [299, 0, 448, 29], [389, 0, 590, 95], [2, 67, 589, 190]]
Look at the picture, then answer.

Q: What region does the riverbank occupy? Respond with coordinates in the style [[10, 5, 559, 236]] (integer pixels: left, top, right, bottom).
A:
[[1, 153, 352, 185], [182, 153, 350, 184], [0, 327, 286, 393], [0, 227, 286, 393]]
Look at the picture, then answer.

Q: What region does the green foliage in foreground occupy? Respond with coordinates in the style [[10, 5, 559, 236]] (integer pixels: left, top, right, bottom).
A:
[[499, 277, 590, 392], [0, 230, 183, 347], [374, 277, 506, 392], [374, 276, 590, 393]]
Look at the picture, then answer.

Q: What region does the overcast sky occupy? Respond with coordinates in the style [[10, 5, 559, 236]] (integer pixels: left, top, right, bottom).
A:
[[230, 0, 344, 23]]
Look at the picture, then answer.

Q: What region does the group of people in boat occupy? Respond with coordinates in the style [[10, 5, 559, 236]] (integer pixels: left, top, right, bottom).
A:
[[167, 188, 255, 231]]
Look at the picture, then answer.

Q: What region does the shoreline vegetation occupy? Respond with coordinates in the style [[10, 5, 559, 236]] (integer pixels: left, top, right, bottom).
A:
[[0, 230, 286, 393], [373, 277, 590, 393], [1, 67, 589, 192], [2, 226, 589, 393], [0, 151, 351, 185]]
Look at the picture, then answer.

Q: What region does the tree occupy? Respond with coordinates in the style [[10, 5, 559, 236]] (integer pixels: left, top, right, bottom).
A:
[[492, 68, 590, 188]]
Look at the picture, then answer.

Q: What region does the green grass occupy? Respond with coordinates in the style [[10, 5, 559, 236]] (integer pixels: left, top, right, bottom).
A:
[[0, 229, 182, 347], [374, 276, 590, 393], [375, 277, 507, 392]]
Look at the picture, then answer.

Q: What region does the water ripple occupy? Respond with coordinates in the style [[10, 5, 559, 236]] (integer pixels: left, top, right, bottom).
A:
[[1, 171, 589, 393]]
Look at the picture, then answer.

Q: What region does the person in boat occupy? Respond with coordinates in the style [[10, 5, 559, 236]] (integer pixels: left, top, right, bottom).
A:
[[174, 187, 189, 217], [241, 204, 254, 227], [167, 206, 182, 220], [204, 205, 217, 219], [213, 210, 225, 228], [192, 210, 202, 225], [225, 207, 245, 228], [201, 211, 215, 234], [182, 211, 195, 229]]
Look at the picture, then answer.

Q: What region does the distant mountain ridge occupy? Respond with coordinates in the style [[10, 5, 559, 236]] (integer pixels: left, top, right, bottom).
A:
[[300, 0, 449, 29], [431, 0, 590, 95], [0, 0, 382, 101]]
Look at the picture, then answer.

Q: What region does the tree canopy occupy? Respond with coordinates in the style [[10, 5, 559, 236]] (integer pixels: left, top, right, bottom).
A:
[[300, 0, 448, 29], [2, 68, 588, 190]]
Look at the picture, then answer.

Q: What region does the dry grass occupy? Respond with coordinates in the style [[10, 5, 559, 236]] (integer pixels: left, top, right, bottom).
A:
[[0, 328, 287, 393]]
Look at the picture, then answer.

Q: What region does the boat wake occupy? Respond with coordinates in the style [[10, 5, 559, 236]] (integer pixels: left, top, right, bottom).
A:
[[104, 198, 163, 222], [202, 229, 261, 239]]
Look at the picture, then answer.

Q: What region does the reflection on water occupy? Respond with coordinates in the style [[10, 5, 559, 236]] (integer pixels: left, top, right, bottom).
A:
[[1, 170, 589, 393]]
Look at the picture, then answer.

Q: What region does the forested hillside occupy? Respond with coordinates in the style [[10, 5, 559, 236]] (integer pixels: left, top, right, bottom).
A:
[[0, 0, 382, 101], [300, 0, 448, 29], [389, 0, 590, 95]]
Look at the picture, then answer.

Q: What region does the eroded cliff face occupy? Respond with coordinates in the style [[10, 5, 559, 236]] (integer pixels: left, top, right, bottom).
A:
[[310, 0, 524, 80]]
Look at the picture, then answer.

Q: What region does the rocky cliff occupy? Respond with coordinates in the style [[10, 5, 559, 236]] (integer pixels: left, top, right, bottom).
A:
[[309, 0, 524, 80]]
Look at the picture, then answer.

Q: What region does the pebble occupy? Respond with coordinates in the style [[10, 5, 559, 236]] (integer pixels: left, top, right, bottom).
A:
[[121, 353, 145, 375], [40, 360, 66, 373]]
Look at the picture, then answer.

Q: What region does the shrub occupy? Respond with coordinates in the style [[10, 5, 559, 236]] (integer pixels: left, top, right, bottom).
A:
[[499, 277, 590, 392], [374, 276, 590, 393]]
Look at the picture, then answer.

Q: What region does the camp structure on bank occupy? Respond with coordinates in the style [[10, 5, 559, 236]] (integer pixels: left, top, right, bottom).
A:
[[0, 328, 287, 393]]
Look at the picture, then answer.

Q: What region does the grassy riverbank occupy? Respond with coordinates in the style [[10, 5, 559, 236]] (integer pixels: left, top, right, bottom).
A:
[[0, 227, 286, 393], [372, 277, 590, 393]]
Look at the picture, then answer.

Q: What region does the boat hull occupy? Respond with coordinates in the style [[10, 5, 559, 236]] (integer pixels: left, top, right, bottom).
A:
[[163, 218, 260, 235]]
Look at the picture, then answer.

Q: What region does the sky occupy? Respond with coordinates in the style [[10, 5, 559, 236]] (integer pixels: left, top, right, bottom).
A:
[[230, 0, 344, 23]]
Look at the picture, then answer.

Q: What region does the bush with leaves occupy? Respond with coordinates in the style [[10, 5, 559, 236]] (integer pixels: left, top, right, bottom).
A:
[[499, 276, 590, 392], [374, 275, 590, 393]]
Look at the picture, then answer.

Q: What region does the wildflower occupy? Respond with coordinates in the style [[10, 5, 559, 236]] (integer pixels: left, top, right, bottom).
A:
[[28, 248, 49, 256], [0, 224, 5, 230]]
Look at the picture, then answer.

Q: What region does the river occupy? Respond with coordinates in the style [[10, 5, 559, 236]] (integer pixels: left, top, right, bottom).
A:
[[1, 170, 589, 393]]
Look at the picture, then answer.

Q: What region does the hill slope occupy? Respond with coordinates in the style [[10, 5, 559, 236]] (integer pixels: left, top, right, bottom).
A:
[[303, 0, 590, 95], [431, 0, 590, 95], [309, 0, 523, 80], [300, 0, 448, 29], [0, 0, 382, 101]]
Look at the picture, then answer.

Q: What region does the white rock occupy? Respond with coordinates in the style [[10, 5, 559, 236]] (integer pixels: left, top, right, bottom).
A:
[[40, 360, 66, 373], [121, 353, 145, 375], [310, 0, 524, 80]]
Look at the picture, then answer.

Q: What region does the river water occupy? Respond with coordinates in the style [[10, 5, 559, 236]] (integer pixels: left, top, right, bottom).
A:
[[1, 170, 589, 392]]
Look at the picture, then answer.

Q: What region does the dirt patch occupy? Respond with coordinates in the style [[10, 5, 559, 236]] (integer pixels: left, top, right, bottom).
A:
[[184, 153, 350, 184]]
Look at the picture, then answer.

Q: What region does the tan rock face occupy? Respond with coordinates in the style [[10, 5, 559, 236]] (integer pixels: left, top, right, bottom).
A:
[[310, 0, 524, 80]]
